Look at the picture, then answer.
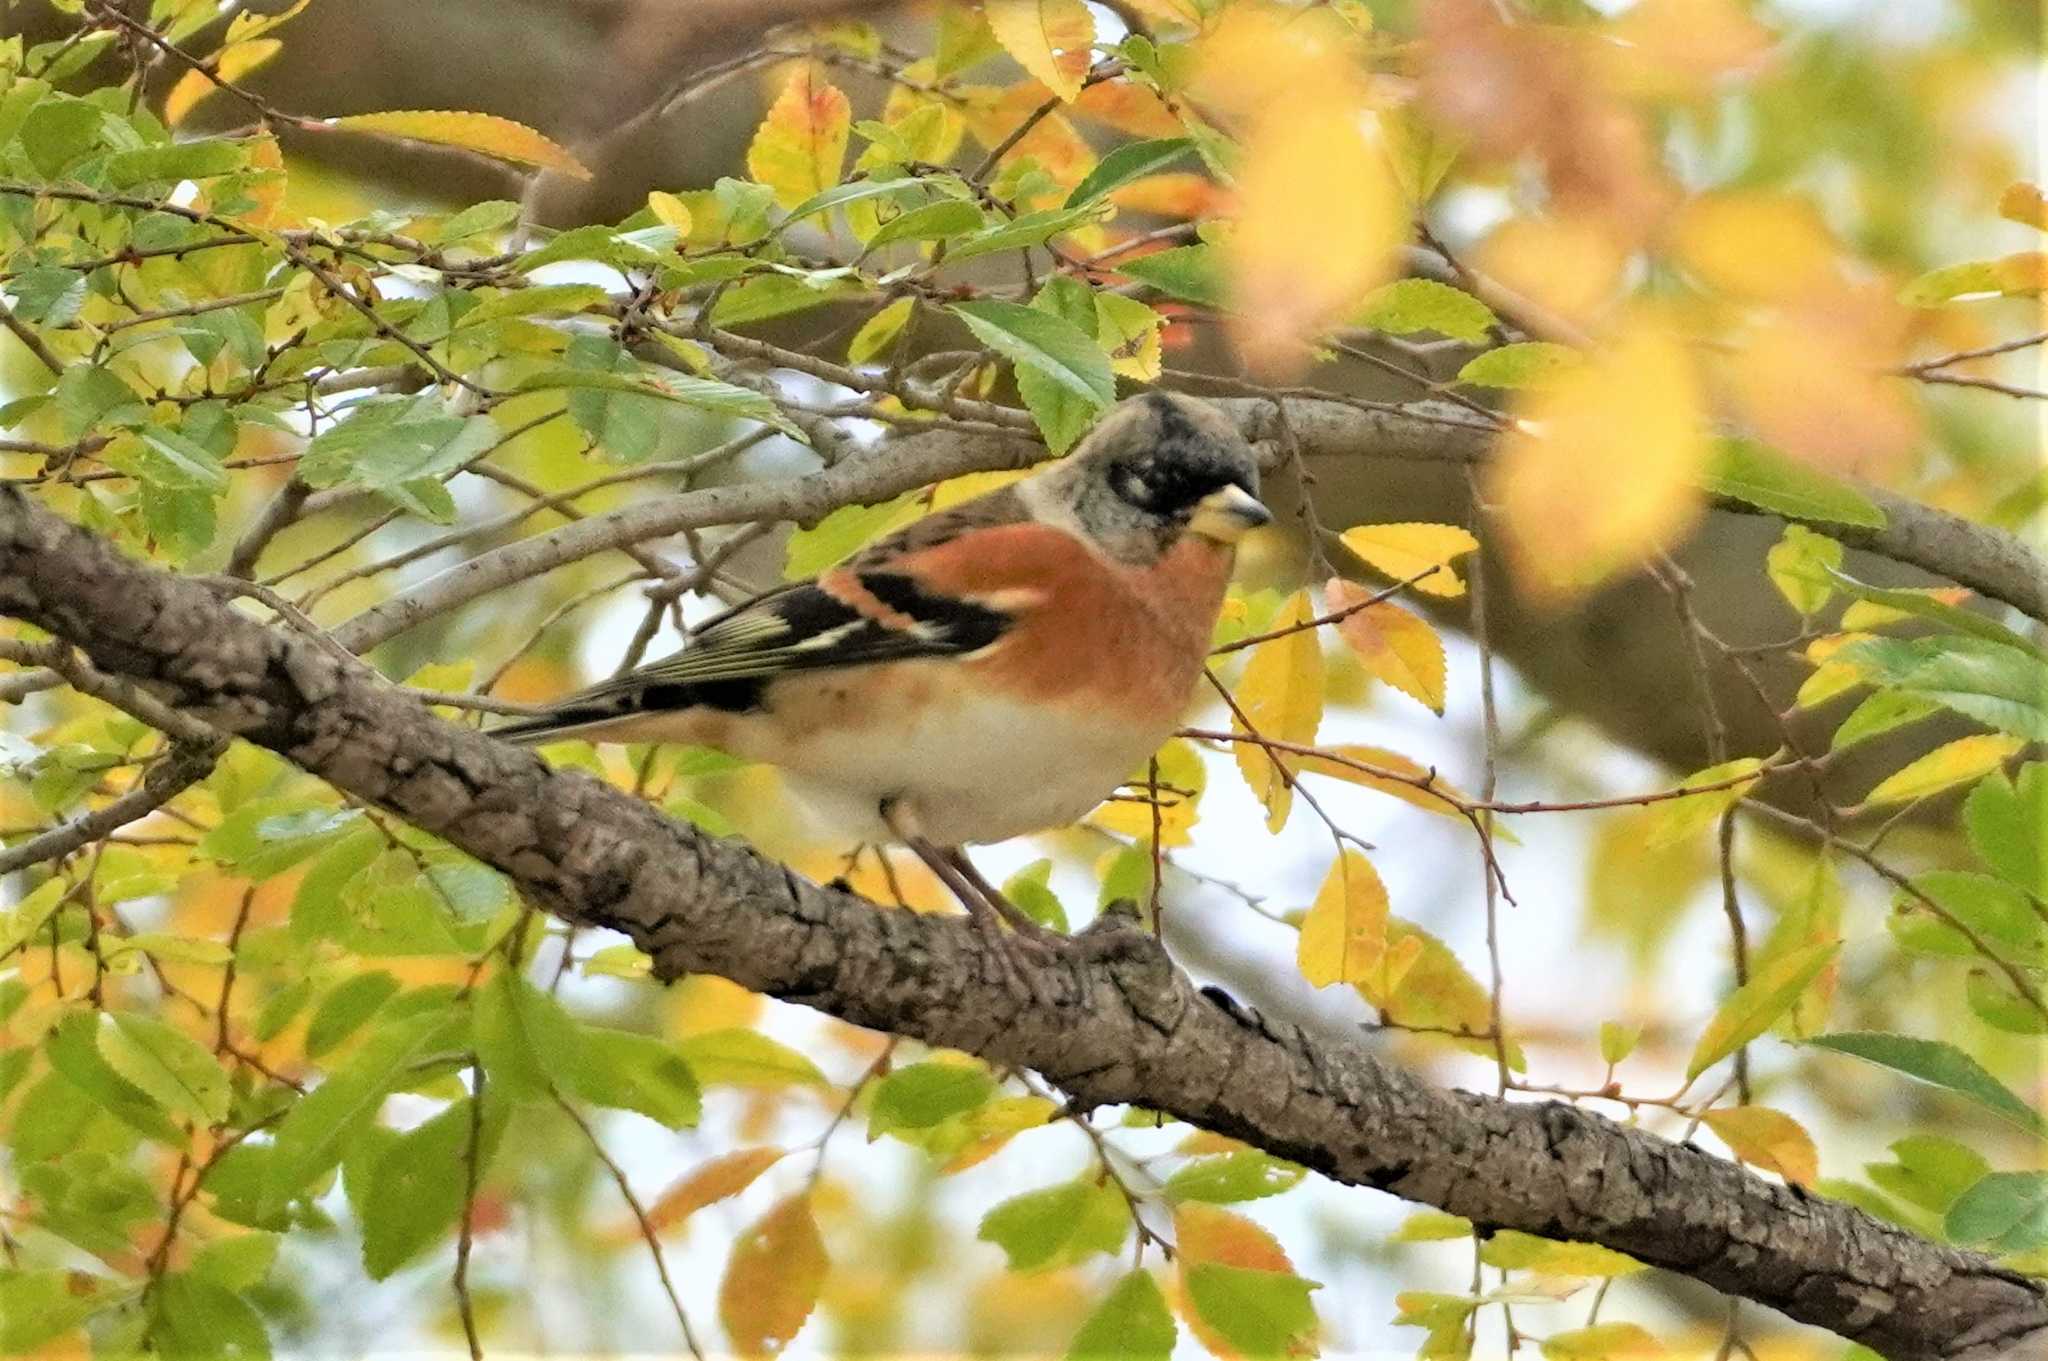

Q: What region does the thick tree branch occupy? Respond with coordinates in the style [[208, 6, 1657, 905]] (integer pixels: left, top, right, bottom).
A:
[[2, 487, 2042, 1360]]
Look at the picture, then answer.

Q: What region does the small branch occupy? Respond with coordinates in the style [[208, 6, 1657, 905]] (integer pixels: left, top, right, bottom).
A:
[[0, 739, 220, 876]]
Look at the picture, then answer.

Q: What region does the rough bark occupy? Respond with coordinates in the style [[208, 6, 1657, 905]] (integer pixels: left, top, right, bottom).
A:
[[3, 486, 2043, 1361]]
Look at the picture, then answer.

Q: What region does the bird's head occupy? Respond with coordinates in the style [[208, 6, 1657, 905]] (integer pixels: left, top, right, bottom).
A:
[[1030, 392, 1270, 563]]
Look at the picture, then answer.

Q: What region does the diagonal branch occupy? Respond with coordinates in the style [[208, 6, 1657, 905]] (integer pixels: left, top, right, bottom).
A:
[[1, 488, 2042, 1361]]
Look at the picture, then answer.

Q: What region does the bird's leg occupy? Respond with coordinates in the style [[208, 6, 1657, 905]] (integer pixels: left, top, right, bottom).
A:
[[942, 848, 1068, 945], [880, 801, 1059, 976]]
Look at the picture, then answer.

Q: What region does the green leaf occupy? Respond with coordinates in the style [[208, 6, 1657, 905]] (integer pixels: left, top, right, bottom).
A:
[[1357, 279, 1496, 343], [303, 971, 401, 1059], [472, 970, 581, 1101], [566, 1027, 702, 1129], [265, 1008, 453, 1208], [199, 801, 361, 879], [45, 1012, 182, 1144], [1899, 255, 2044, 306], [677, 1027, 828, 1088], [361, 1096, 501, 1279], [1766, 524, 1842, 616], [1016, 275, 1106, 454], [151, 1272, 270, 1359], [1163, 1150, 1306, 1204], [1455, 341, 1581, 390], [102, 139, 244, 187], [298, 394, 497, 497], [0, 1269, 132, 1353], [1807, 1031, 2047, 1137], [434, 199, 524, 243], [190, 1234, 280, 1292], [946, 206, 1104, 263], [1066, 138, 1197, 207], [1887, 869, 2041, 966], [21, 96, 105, 176], [7, 265, 87, 325], [782, 492, 920, 579], [97, 1013, 228, 1126], [777, 176, 930, 231], [1835, 636, 2048, 740], [1965, 764, 2047, 896], [1864, 1135, 1989, 1215], [1830, 691, 1940, 752], [1003, 858, 1069, 932], [1946, 1171, 2048, 1253], [1067, 1270, 1175, 1361], [978, 1178, 1128, 1271], [133, 427, 230, 493], [1183, 1262, 1319, 1361], [864, 197, 986, 250], [1701, 437, 1888, 528], [951, 298, 1115, 410], [456, 282, 612, 328], [1117, 245, 1227, 308], [1641, 757, 1766, 849], [869, 1061, 995, 1137], [1686, 941, 1840, 1080], [1824, 568, 2043, 658], [517, 357, 800, 436]]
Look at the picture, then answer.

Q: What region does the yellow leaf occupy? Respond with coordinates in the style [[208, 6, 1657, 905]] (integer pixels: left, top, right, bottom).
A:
[[324, 110, 592, 179], [1091, 738, 1206, 848], [646, 191, 695, 237], [1297, 849, 1390, 988], [1491, 321, 1709, 604], [621, 1147, 785, 1243], [1327, 578, 1447, 713], [985, 0, 1096, 102], [1095, 293, 1166, 382], [1670, 191, 1839, 301], [1360, 919, 1517, 1066], [1480, 1230, 1643, 1278], [1475, 214, 1626, 334], [1227, 85, 1405, 375], [2000, 182, 2048, 232], [847, 297, 915, 365], [1701, 1106, 1818, 1185], [1541, 1322, 1664, 1360], [1640, 757, 1766, 849], [928, 467, 1030, 510], [1862, 735, 2025, 807], [746, 69, 852, 209], [1230, 591, 1324, 832], [1292, 743, 1469, 821], [1686, 941, 1839, 1081], [1794, 632, 1876, 709], [1336, 522, 1479, 600], [164, 39, 281, 127], [719, 1193, 828, 1356]]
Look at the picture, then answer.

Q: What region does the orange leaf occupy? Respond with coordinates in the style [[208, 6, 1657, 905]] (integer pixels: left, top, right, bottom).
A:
[[985, 0, 1096, 102], [1297, 849, 1390, 988], [1173, 1203, 1294, 1273], [1336, 522, 1478, 600], [324, 110, 591, 178], [631, 1147, 785, 1241], [1229, 591, 1324, 832], [1327, 579, 1447, 714], [165, 39, 282, 127], [1701, 1106, 1819, 1185], [746, 68, 851, 209], [2000, 182, 2048, 232], [719, 1193, 828, 1356], [1491, 320, 1709, 604]]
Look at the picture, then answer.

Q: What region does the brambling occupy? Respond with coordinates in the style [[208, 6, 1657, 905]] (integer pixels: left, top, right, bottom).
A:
[[497, 392, 1268, 952]]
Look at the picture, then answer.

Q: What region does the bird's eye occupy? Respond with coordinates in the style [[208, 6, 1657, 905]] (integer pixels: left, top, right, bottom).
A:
[[1117, 471, 1151, 505]]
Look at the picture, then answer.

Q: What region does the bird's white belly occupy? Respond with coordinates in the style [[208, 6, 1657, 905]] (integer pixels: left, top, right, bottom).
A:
[[770, 689, 1166, 847]]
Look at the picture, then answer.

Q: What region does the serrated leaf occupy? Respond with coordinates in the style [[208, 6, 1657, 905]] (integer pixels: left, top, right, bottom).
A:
[[1230, 591, 1324, 831], [1067, 1270, 1175, 1361], [1701, 437, 1887, 528], [869, 1061, 995, 1137], [1946, 1172, 2048, 1253], [719, 1194, 828, 1356], [1830, 691, 1940, 752], [748, 69, 851, 209], [1834, 636, 2048, 740], [1015, 275, 1105, 454], [97, 1013, 228, 1126], [1337, 522, 1477, 600], [678, 1028, 827, 1088], [1809, 1031, 2046, 1136], [1359, 279, 1496, 343], [1863, 734, 2025, 807], [1296, 849, 1389, 989], [165, 38, 282, 126], [1686, 941, 1838, 1080], [1183, 1262, 1319, 1361], [361, 1096, 501, 1280], [1118, 244, 1226, 308], [1065, 137, 1195, 207], [1866, 1135, 1990, 1215], [473, 970, 580, 1101], [951, 298, 1115, 410], [1701, 1106, 1819, 1185], [864, 197, 986, 251], [1328, 579, 1446, 713], [265, 1009, 451, 1207], [1289, 743, 1469, 822], [568, 1027, 702, 1129], [326, 109, 590, 178], [1965, 764, 2047, 896], [986, 0, 1095, 102], [1163, 1150, 1306, 1204], [1456, 342, 1581, 390], [303, 971, 400, 1059]]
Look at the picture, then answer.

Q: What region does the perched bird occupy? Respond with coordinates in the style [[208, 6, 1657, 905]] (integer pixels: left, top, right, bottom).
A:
[[496, 391, 1268, 952]]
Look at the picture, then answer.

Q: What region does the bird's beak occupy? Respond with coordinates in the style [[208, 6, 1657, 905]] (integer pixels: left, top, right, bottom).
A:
[[1189, 484, 1272, 544]]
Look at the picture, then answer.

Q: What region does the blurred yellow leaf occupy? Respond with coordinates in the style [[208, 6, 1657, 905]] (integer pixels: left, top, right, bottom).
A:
[[2000, 183, 2048, 232], [1541, 1322, 1664, 1361], [621, 1147, 785, 1243], [747, 69, 852, 209], [847, 297, 914, 366], [1701, 1106, 1819, 1185], [1641, 757, 1765, 849], [1721, 311, 1920, 475], [1671, 192, 1839, 301], [1492, 321, 1708, 603], [719, 1193, 828, 1356], [1229, 591, 1324, 831], [1585, 805, 1712, 963], [1862, 734, 2025, 807], [1226, 88, 1405, 375], [325, 110, 591, 179], [1337, 522, 1478, 600], [164, 39, 282, 127], [985, 0, 1095, 102], [1297, 849, 1390, 988], [1475, 214, 1625, 333], [1327, 578, 1447, 713], [1292, 743, 1469, 821]]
